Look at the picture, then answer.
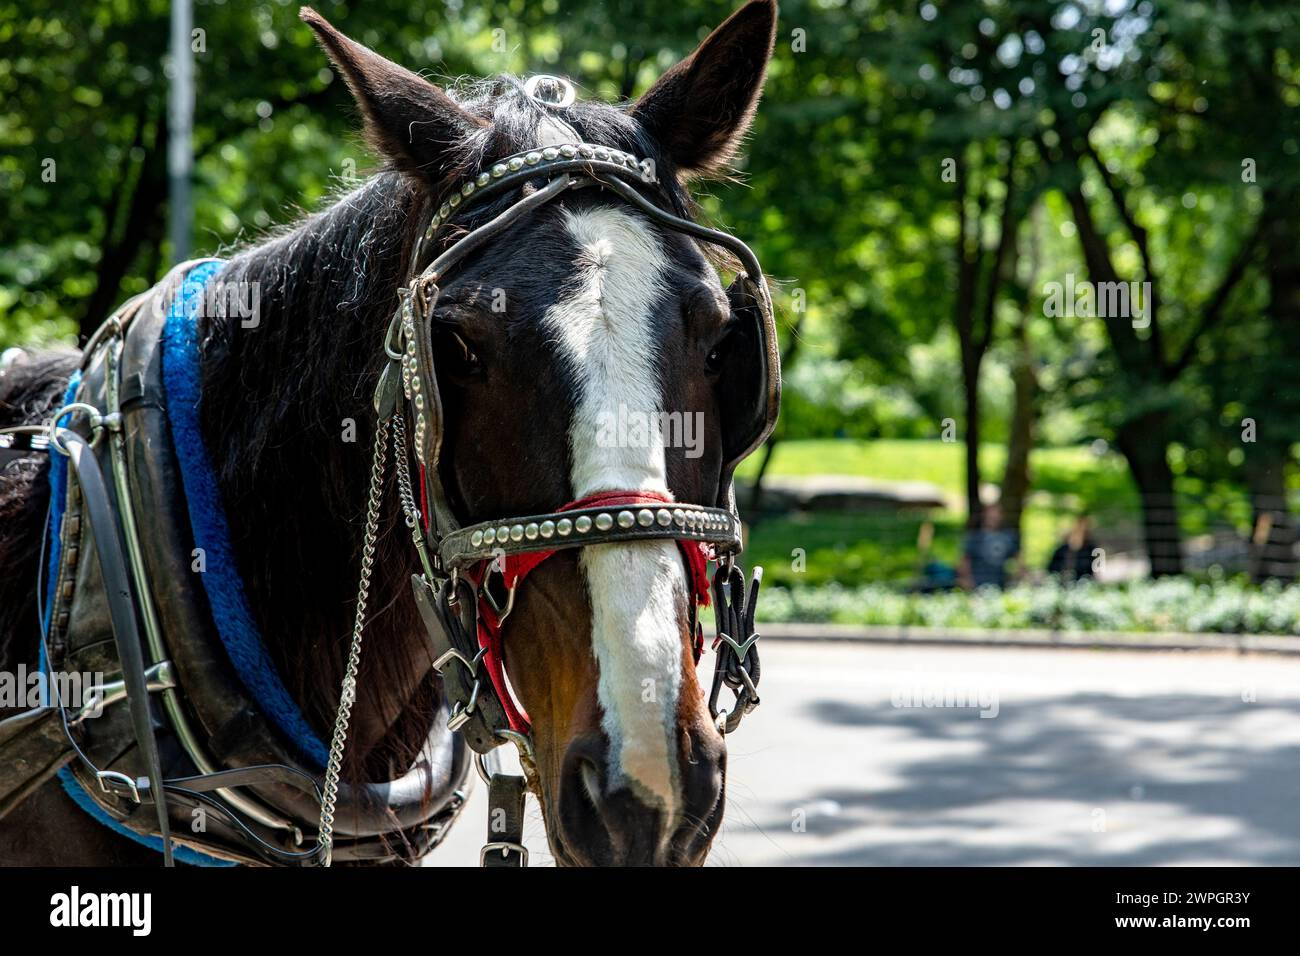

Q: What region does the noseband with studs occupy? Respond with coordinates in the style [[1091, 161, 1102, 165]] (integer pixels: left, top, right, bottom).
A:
[[317, 140, 780, 867]]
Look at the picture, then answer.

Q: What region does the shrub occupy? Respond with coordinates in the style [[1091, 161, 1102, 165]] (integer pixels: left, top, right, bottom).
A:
[[754, 578, 1300, 635]]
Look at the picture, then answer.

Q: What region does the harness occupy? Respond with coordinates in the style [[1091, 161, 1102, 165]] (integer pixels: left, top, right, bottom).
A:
[[0, 129, 778, 868], [338, 137, 781, 867], [0, 262, 468, 866]]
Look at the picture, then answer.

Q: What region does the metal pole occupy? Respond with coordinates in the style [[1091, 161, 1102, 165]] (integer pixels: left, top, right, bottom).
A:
[[168, 0, 194, 262]]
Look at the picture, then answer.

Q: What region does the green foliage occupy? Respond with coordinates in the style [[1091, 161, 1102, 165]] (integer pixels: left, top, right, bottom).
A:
[[758, 577, 1300, 636], [3, 0, 1298, 591], [742, 439, 1270, 588]]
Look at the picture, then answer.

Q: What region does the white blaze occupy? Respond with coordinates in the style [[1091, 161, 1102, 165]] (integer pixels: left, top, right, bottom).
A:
[[543, 206, 685, 818]]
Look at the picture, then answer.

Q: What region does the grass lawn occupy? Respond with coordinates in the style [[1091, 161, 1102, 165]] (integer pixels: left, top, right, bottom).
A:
[[736, 438, 1137, 510], [738, 439, 1142, 587]]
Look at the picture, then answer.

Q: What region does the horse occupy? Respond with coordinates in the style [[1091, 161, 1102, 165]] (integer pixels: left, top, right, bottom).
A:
[[0, 0, 779, 867]]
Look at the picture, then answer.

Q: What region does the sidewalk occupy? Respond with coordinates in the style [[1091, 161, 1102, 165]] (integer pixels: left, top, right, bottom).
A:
[[759, 622, 1300, 655]]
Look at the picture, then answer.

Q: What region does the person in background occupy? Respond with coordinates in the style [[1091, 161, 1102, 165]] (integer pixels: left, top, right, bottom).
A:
[[958, 501, 1021, 590], [1048, 514, 1099, 582], [914, 520, 958, 591]]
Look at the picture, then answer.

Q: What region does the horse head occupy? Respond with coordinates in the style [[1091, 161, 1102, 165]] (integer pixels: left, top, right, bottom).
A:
[[302, 0, 778, 866]]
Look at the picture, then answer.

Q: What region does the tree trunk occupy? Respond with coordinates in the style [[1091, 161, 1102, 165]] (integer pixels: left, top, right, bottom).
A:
[[746, 312, 805, 517], [79, 113, 169, 342], [747, 438, 777, 515], [1248, 188, 1300, 582], [954, 144, 1018, 528], [1245, 448, 1296, 582], [1115, 415, 1183, 576], [961, 349, 983, 528], [1000, 328, 1036, 536], [1001, 204, 1042, 538]]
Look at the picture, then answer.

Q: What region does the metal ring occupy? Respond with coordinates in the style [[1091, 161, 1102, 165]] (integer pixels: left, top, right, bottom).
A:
[[495, 728, 534, 762], [523, 74, 576, 108], [46, 402, 105, 456]]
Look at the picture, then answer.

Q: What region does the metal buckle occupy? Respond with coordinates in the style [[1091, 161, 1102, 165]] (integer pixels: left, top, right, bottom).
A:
[[480, 841, 528, 866], [432, 644, 487, 677], [447, 679, 482, 731], [480, 565, 517, 624], [97, 770, 142, 803]]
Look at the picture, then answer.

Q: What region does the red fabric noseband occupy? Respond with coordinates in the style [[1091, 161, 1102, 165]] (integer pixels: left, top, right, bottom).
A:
[[460, 490, 716, 736]]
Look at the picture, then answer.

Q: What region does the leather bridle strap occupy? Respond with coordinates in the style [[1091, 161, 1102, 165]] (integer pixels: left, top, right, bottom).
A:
[[439, 496, 739, 572], [460, 490, 717, 738], [481, 772, 527, 867]]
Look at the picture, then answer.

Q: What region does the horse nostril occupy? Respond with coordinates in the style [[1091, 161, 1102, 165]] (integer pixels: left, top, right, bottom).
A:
[[579, 757, 604, 810], [666, 733, 726, 864], [557, 739, 616, 864], [558, 737, 668, 865]]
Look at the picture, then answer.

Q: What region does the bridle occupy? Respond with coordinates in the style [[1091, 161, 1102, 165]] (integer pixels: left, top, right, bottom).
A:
[[318, 136, 782, 865]]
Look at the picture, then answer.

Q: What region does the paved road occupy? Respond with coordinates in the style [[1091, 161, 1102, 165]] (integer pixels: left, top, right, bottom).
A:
[[428, 641, 1300, 866]]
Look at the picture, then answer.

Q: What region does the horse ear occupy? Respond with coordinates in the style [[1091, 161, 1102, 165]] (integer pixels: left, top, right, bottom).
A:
[[300, 7, 484, 181], [631, 0, 777, 176]]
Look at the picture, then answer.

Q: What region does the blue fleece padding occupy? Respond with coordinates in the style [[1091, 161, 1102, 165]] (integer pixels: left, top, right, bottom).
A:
[[42, 371, 234, 866], [160, 260, 329, 768]]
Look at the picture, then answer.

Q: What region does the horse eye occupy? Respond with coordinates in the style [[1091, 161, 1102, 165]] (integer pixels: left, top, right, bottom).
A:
[[705, 345, 724, 376], [451, 332, 475, 364], [705, 321, 737, 376], [437, 328, 482, 379]]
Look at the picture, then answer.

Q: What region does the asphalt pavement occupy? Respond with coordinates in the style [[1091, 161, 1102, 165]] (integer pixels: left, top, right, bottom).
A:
[[427, 641, 1300, 866]]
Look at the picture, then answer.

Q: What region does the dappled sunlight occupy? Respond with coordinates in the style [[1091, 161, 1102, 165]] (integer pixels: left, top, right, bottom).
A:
[[715, 643, 1300, 866]]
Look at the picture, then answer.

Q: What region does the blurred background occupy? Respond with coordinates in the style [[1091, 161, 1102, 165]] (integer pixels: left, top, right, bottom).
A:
[[5, 0, 1300, 866], [4, 0, 1300, 637]]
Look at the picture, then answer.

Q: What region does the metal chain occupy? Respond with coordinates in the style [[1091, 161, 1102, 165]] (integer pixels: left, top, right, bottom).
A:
[[392, 415, 422, 531], [318, 415, 391, 866], [391, 414, 438, 581]]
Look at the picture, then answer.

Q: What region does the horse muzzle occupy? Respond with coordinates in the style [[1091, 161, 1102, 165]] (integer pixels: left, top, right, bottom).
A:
[[551, 725, 725, 867]]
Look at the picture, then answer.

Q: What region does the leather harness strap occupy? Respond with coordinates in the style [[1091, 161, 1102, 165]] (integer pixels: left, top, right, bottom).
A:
[[1, 263, 470, 867], [59, 430, 175, 865], [481, 772, 528, 868], [0, 702, 72, 818]]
